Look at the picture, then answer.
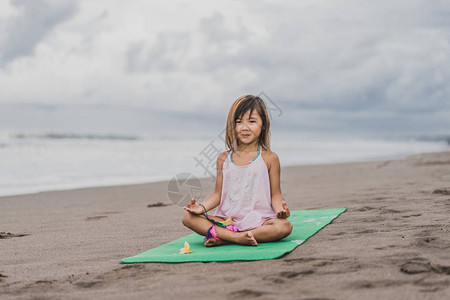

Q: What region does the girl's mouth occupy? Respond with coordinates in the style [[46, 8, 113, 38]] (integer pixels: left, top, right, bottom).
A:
[[242, 134, 250, 138]]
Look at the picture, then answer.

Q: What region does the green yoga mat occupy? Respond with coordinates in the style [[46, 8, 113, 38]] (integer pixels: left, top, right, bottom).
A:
[[122, 208, 346, 263]]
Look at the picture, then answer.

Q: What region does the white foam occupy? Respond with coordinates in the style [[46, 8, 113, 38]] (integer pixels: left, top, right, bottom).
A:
[[0, 131, 448, 197]]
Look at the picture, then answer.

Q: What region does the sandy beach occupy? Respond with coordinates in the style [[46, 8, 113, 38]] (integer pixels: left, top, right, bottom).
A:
[[1, 151, 449, 300]]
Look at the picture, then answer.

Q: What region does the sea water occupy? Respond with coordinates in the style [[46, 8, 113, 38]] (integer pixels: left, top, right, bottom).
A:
[[0, 130, 448, 197]]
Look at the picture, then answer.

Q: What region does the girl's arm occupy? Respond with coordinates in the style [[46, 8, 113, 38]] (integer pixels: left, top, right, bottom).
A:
[[184, 151, 228, 214], [202, 150, 227, 211], [268, 152, 290, 219]]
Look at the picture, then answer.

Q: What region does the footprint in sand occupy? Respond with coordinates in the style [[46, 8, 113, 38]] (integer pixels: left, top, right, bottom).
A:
[[379, 208, 402, 214], [416, 279, 450, 293], [85, 216, 107, 221], [19, 280, 57, 293], [350, 279, 408, 289], [401, 214, 422, 218], [355, 229, 377, 234], [431, 264, 450, 275], [147, 202, 170, 207], [332, 231, 347, 236], [433, 188, 450, 196], [229, 289, 265, 297], [279, 270, 315, 278], [360, 216, 386, 223], [374, 245, 403, 251], [400, 257, 450, 275], [298, 298, 335, 300], [413, 230, 450, 249], [400, 258, 432, 274], [284, 257, 348, 265], [263, 276, 285, 284], [357, 206, 377, 212], [0, 232, 29, 239], [74, 280, 103, 289], [96, 264, 166, 282]]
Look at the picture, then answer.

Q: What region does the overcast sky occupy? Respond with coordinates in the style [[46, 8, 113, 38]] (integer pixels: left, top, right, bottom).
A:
[[0, 0, 449, 138]]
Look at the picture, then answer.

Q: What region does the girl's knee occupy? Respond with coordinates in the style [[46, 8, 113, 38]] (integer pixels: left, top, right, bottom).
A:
[[280, 220, 293, 236], [286, 220, 293, 233], [182, 211, 194, 227], [182, 211, 205, 228]]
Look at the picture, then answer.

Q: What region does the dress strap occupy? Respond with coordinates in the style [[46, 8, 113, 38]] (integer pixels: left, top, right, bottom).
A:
[[252, 144, 261, 162], [230, 144, 260, 163]]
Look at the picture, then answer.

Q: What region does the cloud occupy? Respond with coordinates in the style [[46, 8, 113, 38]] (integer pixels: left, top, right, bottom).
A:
[[0, 1, 448, 137], [125, 32, 191, 73], [0, 0, 78, 66]]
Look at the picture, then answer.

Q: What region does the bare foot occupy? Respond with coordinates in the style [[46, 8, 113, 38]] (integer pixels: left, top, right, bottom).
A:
[[235, 231, 258, 246], [204, 238, 228, 247]]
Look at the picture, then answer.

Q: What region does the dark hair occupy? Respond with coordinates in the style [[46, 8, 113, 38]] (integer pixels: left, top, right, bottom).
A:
[[225, 95, 271, 151]]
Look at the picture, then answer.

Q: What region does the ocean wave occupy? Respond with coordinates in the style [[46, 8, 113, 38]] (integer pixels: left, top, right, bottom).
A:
[[0, 135, 448, 197], [12, 133, 141, 141], [416, 135, 450, 145]]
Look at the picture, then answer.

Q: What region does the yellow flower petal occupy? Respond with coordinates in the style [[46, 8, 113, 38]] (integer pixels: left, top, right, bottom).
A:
[[179, 241, 192, 254]]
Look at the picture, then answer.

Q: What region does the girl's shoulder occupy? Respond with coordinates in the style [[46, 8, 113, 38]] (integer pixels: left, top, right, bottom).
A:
[[261, 148, 279, 172], [217, 150, 232, 166]]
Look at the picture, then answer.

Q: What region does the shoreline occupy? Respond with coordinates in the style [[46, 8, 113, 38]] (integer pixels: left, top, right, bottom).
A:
[[1, 151, 449, 299], [2, 149, 448, 199]]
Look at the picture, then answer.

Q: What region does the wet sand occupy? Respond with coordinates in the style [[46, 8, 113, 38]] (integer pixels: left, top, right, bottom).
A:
[[1, 151, 449, 299]]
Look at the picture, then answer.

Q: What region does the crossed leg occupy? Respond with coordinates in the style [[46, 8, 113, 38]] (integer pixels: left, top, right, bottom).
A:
[[250, 218, 293, 242], [182, 212, 257, 246], [182, 212, 293, 247]]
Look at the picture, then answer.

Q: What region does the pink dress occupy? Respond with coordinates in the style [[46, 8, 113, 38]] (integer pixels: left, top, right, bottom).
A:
[[214, 145, 276, 231]]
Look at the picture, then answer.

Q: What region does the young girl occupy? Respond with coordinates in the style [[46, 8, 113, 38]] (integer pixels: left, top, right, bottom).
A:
[[182, 95, 292, 246]]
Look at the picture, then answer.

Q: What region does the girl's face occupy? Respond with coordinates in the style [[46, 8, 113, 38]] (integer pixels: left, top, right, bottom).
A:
[[235, 109, 263, 146]]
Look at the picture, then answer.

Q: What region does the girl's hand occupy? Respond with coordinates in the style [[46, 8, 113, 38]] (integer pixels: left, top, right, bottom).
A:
[[184, 198, 205, 215], [276, 201, 290, 219]]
